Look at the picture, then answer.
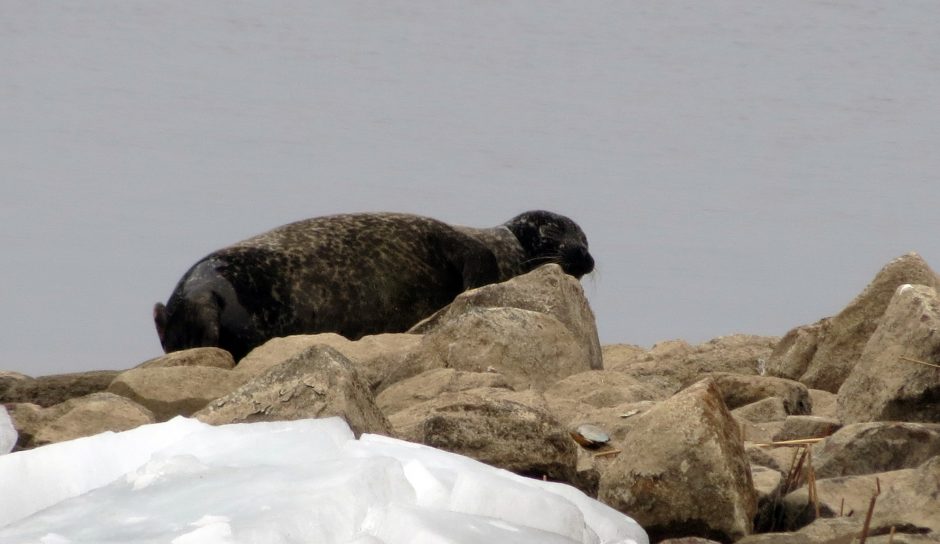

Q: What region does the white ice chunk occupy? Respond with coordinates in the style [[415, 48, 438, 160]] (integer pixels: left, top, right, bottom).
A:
[[0, 406, 16, 455]]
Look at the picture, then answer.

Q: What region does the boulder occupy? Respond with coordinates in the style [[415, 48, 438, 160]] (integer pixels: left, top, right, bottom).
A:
[[389, 387, 577, 483], [771, 415, 841, 442], [7, 393, 154, 449], [780, 456, 940, 533], [807, 389, 838, 419], [374, 368, 512, 416], [108, 366, 245, 421], [411, 263, 603, 370], [545, 370, 662, 408], [812, 422, 940, 478], [767, 253, 940, 392], [1, 370, 120, 407], [733, 397, 790, 424], [697, 373, 811, 414], [837, 284, 940, 423], [606, 335, 778, 397], [597, 379, 757, 543], [398, 306, 594, 392], [135, 347, 235, 370], [236, 333, 421, 392], [196, 345, 391, 437]]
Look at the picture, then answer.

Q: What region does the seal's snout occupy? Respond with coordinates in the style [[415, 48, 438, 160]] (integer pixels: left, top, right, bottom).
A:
[[561, 245, 594, 278]]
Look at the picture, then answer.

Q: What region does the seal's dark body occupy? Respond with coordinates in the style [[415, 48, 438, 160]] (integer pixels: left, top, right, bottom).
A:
[[154, 211, 593, 362]]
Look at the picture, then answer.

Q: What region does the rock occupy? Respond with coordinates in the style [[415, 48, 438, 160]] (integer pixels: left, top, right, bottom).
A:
[[411, 263, 603, 370], [0, 370, 120, 407], [546, 370, 662, 408], [374, 368, 512, 416], [780, 456, 940, 533], [390, 387, 577, 483], [7, 393, 155, 449], [767, 253, 940, 392], [135, 347, 235, 369], [807, 389, 838, 419], [0, 406, 16, 454], [772, 415, 841, 442], [196, 345, 391, 437], [31, 393, 154, 447], [812, 422, 940, 478], [745, 443, 800, 476], [108, 366, 246, 421], [236, 333, 421, 392], [751, 464, 785, 534], [0, 371, 30, 399], [733, 397, 790, 424], [699, 373, 811, 414], [838, 283, 940, 423], [607, 335, 778, 398], [597, 379, 757, 543], [399, 307, 594, 392]]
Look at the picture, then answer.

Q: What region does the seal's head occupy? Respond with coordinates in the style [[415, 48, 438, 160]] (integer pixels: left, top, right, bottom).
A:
[[505, 210, 595, 278]]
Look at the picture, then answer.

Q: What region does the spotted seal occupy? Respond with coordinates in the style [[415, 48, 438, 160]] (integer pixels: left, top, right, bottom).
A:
[[153, 210, 594, 361]]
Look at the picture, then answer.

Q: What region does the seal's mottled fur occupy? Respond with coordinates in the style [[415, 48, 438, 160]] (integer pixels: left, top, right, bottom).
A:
[[154, 211, 593, 361]]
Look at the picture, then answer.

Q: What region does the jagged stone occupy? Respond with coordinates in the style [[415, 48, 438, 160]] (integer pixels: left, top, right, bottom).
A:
[[375, 368, 512, 416], [411, 263, 603, 370], [390, 387, 577, 482], [236, 332, 421, 392], [196, 345, 390, 437], [772, 415, 841, 442], [597, 379, 757, 543], [108, 366, 245, 421], [135, 347, 235, 369], [1, 370, 120, 407], [837, 284, 940, 423], [812, 422, 940, 478], [767, 253, 940, 392]]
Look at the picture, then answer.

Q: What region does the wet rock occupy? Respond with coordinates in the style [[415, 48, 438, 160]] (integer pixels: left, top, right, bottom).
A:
[[196, 345, 390, 437], [598, 379, 757, 542]]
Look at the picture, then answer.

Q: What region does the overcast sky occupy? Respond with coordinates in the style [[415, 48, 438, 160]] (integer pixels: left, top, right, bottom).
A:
[[3, 1, 939, 376]]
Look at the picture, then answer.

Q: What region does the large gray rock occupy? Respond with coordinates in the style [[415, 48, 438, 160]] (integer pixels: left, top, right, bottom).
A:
[[390, 387, 577, 483], [699, 373, 811, 414], [1, 370, 120, 407], [135, 347, 235, 370], [7, 393, 155, 449], [732, 397, 789, 424], [412, 263, 603, 370], [813, 422, 940, 478], [545, 369, 662, 408], [597, 379, 757, 543], [196, 345, 391, 437], [108, 366, 246, 421], [767, 253, 940, 392], [837, 284, 940, 423], [236, 332, 421, 392]]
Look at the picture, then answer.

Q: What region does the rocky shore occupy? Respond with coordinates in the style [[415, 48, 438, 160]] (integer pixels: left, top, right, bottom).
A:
[[3, 253, 940, 543]]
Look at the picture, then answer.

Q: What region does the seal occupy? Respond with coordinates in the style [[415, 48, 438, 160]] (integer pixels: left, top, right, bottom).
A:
[[153, 210, 594, 361]]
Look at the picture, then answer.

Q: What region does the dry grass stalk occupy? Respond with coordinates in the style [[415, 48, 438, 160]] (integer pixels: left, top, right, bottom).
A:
[[593, 449, 622, 458], [858, 477, 882, 544], [888, 525, 896, 544], [899, 356, 940, 369], [783, 445, 809, 493], [754, 437, 825, 447]]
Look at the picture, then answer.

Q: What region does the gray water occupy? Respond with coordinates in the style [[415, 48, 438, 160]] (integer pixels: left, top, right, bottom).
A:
[[3, 1, 939, 376]]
